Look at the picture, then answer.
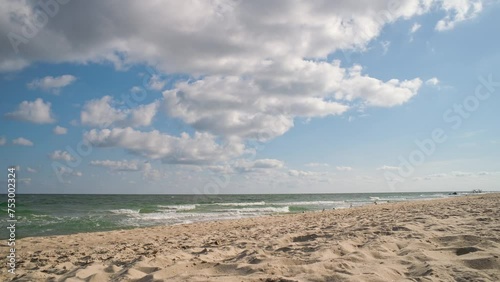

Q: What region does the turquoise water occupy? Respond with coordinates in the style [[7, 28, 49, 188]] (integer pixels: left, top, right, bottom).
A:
[[0, 192, 466, 239]]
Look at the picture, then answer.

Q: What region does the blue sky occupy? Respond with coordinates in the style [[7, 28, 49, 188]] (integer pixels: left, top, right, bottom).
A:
[[1, 0, 499, 194]]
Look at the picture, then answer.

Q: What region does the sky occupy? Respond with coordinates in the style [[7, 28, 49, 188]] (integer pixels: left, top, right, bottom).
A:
[[0, 0, 499, 194]]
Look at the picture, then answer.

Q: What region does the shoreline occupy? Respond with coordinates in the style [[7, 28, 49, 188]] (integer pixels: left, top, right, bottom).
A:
[[4, 192, 480, 240], [2, 193, 499, 281], [7, 194, 474, 239], [7, 193, 490, 239]]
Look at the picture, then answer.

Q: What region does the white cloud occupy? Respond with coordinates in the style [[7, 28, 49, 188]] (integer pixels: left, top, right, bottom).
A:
[[130, 86, 143, 94], [233, 159, 285, 173], [163, 60, 421, 140], [13, 137, 33, 146], [305, 162, 330, 167], [84, 127, 246, 164], [53, 125, 68, 135], [377, 165, 400, 171], [147, 75, 167, 91], [49, 150, 75, 161], [2, 1, 480, 146], [334, 66, 423, 107], [452, 171, 474, 177], [55, 166, 83, 179], [0, 58, 29, 72], [409, 22, 422, 41], [81, 96, 159, 128], [435, 1, 483, 31], [129, 102, 159, 127], [5, 98, 56, 124], [288, 170, 318, 177], [336, 166, 353, 171], [27, 75, 76, 94], [27, 167, 37, 173], [81, 96, 128, 127], [90, 159, 166, 181], [90, 159, 143, 171], [424, 173, 448, 180], [2, 1, 484, 73], [425, 77, 440, 86], [410, 22, 422, 33], [142, 162, 163, 181], [0, 136, 6, 146], [287, 169, 333, 183], [414, 171, 497, 180]]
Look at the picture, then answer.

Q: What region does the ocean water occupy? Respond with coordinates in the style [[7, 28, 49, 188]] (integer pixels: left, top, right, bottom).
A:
[[0, 192, 470, 239]]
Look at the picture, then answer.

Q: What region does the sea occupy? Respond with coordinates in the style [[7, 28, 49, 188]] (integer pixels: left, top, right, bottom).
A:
[[0, 192, 477, 239]]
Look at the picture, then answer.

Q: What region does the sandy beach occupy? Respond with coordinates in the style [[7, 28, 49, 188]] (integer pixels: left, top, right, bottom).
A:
[[2, 194, 499, 281]]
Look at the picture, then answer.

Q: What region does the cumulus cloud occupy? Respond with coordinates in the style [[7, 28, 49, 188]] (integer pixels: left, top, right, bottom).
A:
[[414, 171, 495, 181], [49, 150, 75, 161], [142, 162, 163, 181], [27, 75, 76, 94], [27, 167, 37, 173], [334, 66, 422, 107], [233, 159, 285, 173], [164, 60, 420, 140], [0, 1, 482, 147], [424, 173, 448, 180], [336, 166, 353, 171], [377, 165, 400, 171], [13, 137, 33, 146], [409, 22, 422, 41], [81, 96, 159, 128], [5, 98, 56, 124], [53, 125, 68, 135], [84, 127, 246, 164], [305, 162, 330, 168], [0, 136, 6, 146], [287, 170, 333, 183], [0, 1, 488, 161], [425, 77, 440, 86], [90, 159, 143, 171], [0, 58, 29, 72], [288, 170, 318, 177], [55, 166, 83, 180], [90, 159, 166, 181], [147, 75, 167, 91], [410, 22, 422, 33], [1, 1, 485, 73], [435, 1, 483, 31]]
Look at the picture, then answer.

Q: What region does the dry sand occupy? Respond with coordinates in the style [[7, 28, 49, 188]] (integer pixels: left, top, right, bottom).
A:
[[2, 194, 500, 281]]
